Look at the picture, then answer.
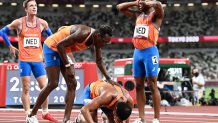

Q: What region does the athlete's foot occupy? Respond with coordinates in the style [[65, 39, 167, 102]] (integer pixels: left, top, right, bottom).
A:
[[64, 120, 73, 123], [74, 117, 81, 123], [152, 118, 160, 123], [133, 118, 145, 123], [42, 113, 58, 122], [26, 115, 39, 123]]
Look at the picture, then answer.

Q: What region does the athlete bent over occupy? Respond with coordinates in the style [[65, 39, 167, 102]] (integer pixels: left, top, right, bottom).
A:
[[27, 24, 114, 123]]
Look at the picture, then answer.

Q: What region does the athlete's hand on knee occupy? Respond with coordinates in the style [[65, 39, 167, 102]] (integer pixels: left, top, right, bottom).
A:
[[9, 45, 19, 57]]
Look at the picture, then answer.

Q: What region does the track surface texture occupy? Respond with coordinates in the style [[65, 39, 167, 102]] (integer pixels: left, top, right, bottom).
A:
[[0, 106, 217, 123]]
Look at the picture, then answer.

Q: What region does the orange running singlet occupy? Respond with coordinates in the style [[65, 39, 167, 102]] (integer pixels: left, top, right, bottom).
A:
[[45, 26, 94, 53], [132, 12, 159, 49], [90, 80, 127, 108], [18, 17, 43, 62]]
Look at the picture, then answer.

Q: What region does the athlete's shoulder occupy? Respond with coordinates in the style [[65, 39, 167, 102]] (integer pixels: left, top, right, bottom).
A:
[[16, 17, 23, 21], [38, 18, 49, 29], [38, 17, 48, 23], [71, 24, 92, 34], [74, 24, 92, 29], [13, 17, 23, 24], [8, 17, 22, 29]]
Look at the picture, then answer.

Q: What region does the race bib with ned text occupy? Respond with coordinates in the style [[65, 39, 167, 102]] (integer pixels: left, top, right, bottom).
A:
[[133, 25, 149, 38], [23, 37, 40, 47]]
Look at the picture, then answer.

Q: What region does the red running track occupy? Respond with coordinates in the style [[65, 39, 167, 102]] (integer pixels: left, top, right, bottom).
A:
[[0, 106, 217, 123]]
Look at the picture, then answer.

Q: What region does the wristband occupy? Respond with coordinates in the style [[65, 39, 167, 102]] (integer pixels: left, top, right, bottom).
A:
[[45, 28, 53, 37], [1, 26, 11, 46]]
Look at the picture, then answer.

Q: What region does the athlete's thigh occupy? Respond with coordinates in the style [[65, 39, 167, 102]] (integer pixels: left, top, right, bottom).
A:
[[43, 43, 62, 83], [43, 43, 63, 67], [60, 53, 76, 82], [83, 84, 92, 105], [19, 61, 32, 90], [18, 61, 31, 77], [144, 47, 159, 77], [31, 62, 46, 78], [133, 49, 146, 77], [29, 62, 46, 89]]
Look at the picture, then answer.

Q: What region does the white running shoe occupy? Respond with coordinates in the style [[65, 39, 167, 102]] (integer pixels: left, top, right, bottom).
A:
[[26, 115, 39, 123], [152, 118, 160, 123], [74, 116, 81, 123], [133, 118, 145, 123], [65, 120, 73, 123]]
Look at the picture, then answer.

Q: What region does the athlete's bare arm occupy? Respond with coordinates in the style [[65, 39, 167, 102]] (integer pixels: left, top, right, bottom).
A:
[[5, 19, 21, 56], [116, 1, 139, 18], [141, 1, 164, 27], [56, 25, 90, 65], [94, 46, 112, 81], [81, 89, 114, 123]]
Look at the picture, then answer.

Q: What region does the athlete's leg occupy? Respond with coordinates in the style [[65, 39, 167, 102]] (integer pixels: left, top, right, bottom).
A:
[[144, 46, 160, 120], [30, 44, 62, 117], [135, 77, 146, 122], [35, 74, 58, 122], [35, 75, 48, 113], [60, 65, 77, 122], [19, 61, 32, 116], [21, 76, 31, 115], [147, 76, 160, 119], [31, 62, 48, 114], [31, 62, 53, 115], [30, 66, 60, 116], [75, 84, 93, 123], [60, 53, 77, 122], [133, 49, 146, 122]]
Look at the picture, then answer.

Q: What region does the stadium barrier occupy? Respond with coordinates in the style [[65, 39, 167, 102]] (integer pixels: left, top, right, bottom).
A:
[[0, 62, 98, 107]]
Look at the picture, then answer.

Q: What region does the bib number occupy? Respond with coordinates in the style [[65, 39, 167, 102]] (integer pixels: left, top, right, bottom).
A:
[[24, 37, 40, 47], [134, 25, 149, 38]]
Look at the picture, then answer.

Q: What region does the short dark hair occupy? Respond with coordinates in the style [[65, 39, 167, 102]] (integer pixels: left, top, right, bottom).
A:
[[98, 25, 112, 37], [116, 102, 132, 121], [23, 0, 35, 8]]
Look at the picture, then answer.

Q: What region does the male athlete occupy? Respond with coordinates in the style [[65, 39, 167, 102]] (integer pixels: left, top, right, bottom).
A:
[[27, 24, 114, 123], [0, 0, 57, 122], [117, 0, 164, 123], [75, 80, 133, 123]]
